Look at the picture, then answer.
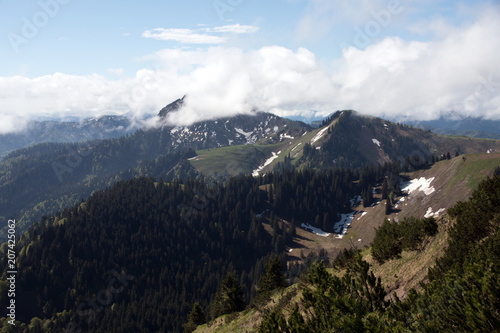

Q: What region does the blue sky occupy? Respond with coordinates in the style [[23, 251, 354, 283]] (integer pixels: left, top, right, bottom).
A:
[[1, 0, 304, 77], [1, 0, 499, 133]]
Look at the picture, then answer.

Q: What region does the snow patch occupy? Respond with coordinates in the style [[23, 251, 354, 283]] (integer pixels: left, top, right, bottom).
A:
[[280, 133, 295, 140], [372, 138, 381, 147], [424, 207, 434, 218], [350, 196, 362, 207], [187, 156, 199, 161], [424, 207, 446, 218], [252, 151, 281, 176], [311, 126, 329, 144], [301, 223, 330, 237], [435, 208, 446, 216], [334, 212, 356, 238], [357, 211, 368, 220], [291, 143, 302, 151], [235, 127, 259, 144], [394, 196, 406, 208], [402, 177, 436, 195]]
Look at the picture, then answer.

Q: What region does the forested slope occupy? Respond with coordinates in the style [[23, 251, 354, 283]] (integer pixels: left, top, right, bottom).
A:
[[0, 177, 273, 332], [0, 162, 409, 332], [254, 175, 500, 332]]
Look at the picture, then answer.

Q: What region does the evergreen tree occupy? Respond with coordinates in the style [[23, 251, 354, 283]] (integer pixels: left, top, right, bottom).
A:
[[258, 254, 287, 296], [385, 199, 392, 215], [210, 272, 246, 319], [183, 302, 206, 333], [381, 179, 389, 200]]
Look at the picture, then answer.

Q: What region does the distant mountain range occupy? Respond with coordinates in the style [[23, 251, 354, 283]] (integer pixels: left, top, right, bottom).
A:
[[2, 101, 499, 159], [402, 115, 500, 139], [0, 115, 138, 158]]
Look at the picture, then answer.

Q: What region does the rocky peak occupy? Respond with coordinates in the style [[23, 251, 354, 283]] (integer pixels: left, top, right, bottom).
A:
[[158, 95, 186, 118]]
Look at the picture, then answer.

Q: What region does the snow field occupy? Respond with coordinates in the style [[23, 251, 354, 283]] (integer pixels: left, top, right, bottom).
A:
[[402, 177, 436, 195]]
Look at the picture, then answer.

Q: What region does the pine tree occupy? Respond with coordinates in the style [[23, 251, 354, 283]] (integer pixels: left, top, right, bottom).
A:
[[188, 302, 206, 325], [210, 271, 246, 319], [258, 254, 287, 296], [183, 302, 206, 333], [385, 199, 392, 215], [381, 179, 389, 200], [268, 184, 274, 204]]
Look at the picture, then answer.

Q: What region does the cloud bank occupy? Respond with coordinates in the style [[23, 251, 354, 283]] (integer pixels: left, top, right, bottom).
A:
[[1, 8, 499, 134]]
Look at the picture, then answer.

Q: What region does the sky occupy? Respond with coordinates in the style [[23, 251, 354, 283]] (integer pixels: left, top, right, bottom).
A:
[[0, 0, 499, 133]]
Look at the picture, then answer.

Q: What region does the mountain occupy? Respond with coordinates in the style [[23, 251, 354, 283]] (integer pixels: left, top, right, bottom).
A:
[[403, 115, 500, 139], [189, 110, 500, 177], [3, 103, 500, 243], [0, 107, 308, 241], [158, 95, 186, 118], [0, 115, 140, 159], [2, 150, 499, 332], [0, 177, 276, 332], [2, 106, 500, 242], [2, 97, 500, 332], [193, 154, 500, 332]]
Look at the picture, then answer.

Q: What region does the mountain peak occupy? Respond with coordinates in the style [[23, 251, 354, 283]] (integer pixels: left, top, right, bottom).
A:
[[158, 95, 186, 118]]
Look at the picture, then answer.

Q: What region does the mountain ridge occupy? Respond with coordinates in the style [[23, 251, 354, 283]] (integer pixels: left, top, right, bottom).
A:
[[0, 109, 309, 240], [2, 106, 499, 241]]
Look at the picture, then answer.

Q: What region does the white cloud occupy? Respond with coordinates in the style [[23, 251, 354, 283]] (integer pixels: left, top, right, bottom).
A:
[[142, 28, 227, 44], [208, 24, 259, 34], [142, 24, 259, 45], [0, 6, 499, 134], [147, 46, 337, 126], [330, 8, 500, 120], [0, 115, 29, 135]]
